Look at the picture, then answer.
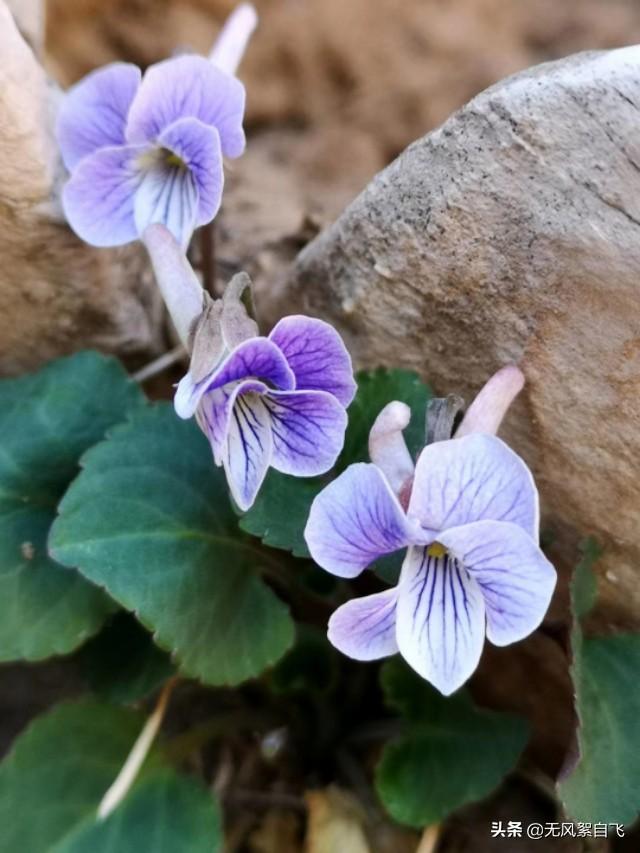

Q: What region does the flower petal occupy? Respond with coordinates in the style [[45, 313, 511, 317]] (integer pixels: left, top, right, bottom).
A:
[[222, 385, 273, 511], [62, 144, 143, 247], [408, 434, 539, 539], [396, 546, 486, 695], [328, 588, 399, 661], [269, 316, 356, 407], [126, 55, 246, 158], [133, 159, 198, 249], [159, 118, 223, 226], [439, 520, 556, 647], [193, 379, 254, 465], [263, 389, 347, 477], [304, 463, 413, 578], [209, 337, 296, 392], [56, 62, 141, 171]]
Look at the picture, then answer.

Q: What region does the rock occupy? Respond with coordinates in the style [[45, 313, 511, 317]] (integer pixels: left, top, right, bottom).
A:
[[0, 1, 163, 376], [278, 47, 640, 628]]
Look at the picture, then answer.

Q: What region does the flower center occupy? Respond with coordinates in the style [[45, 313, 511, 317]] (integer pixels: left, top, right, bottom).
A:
[[165, 152, 187, 170], [427, 542, 447, 559]]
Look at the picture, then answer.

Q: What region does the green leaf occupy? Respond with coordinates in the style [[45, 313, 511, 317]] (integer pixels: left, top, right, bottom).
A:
[[558, 543, 640, 824], [0, 700, 159, 853], [80, 612, 175, 705], [241, 369, 431, 557], [50, 404, 294, 685], [53, 772, 222, 853], [559, 635, 640, 825], [0, 700, 221, 853], [0, 352, 144, 662], [375, 660, 529, 828], [269, 625, 338, 695], [239, 470, 322, 558], [572, 537, 601, 619]]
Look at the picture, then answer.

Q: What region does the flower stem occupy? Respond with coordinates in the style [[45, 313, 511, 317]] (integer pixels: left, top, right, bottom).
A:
[[97, 677, 177, 820]]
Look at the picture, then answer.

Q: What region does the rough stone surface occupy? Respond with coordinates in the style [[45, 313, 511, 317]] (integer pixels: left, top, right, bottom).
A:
[[0, 2, 163, 376], [279, 47, 640, 628]]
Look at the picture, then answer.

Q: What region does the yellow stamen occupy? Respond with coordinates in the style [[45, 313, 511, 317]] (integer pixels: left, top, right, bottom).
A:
[[427, 542, 447, 559], [166, 153, 187, 169]]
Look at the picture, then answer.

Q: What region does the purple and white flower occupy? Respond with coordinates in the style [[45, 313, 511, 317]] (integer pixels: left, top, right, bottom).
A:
[[56, 5, 256, 248], [175, 312, 356, 511], [304, 371, 556, 695]]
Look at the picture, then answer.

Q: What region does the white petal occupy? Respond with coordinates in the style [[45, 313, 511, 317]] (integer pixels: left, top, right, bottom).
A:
[[223, 389, 273, 511], [134, 161, 198, 249], [396, 546, 486, 695]]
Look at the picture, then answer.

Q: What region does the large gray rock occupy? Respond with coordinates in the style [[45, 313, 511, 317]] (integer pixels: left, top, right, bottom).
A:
[[279, 47, 640, 627]]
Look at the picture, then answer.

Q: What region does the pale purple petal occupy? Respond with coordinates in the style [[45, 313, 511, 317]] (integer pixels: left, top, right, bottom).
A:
[[208, 338, 295, 392], [263, 389, 347, 477], [159, 118, 223, 226], [439, 520, 556, 647], [62, 144, 144, 247], [328, 588, 399, 661], [56, 63, 141, 171], [133, 158, 198, 249], [175, 371, 210, 420], [195, 380, 251, 465], [304, 463, 413, 579], [269, 316, 356, 407], [222, 386, 272, 511], [408, 434, 539, 539], [126, 55, 246, 158], [396, 546, 486, 695]]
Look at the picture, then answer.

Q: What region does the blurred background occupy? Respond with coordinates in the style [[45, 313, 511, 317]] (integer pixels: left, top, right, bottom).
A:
[[45, 0, 640, 225]]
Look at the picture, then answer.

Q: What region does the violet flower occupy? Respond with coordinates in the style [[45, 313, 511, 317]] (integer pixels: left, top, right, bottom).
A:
[[56, 4, 256, 248], [304, 370, 556, 695], [143, 225, 356, 511]]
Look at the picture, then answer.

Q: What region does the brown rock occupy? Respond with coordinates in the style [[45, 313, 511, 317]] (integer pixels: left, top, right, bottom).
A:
[[0, 1, 163, 376], [278, 47, 640, 628]]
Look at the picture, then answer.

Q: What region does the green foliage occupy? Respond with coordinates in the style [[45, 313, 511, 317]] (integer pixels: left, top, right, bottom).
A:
[[559, 541, 640, 824], [80, 612, 175, 705], [53, 772, 222, 853], [269, 625, 338, 695], [375, 660, 529, 828], [0, 701, 221, 853], [241, 369, 431, 558], [0, 352, 144, 661], [572, 537, 601, 620], [50, 404, 294, 686], [559, 635, 640, 825], [239, 470, 322, 558]]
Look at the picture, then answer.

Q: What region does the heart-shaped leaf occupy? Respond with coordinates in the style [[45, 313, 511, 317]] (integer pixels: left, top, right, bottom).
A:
[[51, 404, 294, 685], [0, 352, 144, 661], [0, 700, 221, 853], [559, 542, 640, 824], [375, 660, 529, 828]]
